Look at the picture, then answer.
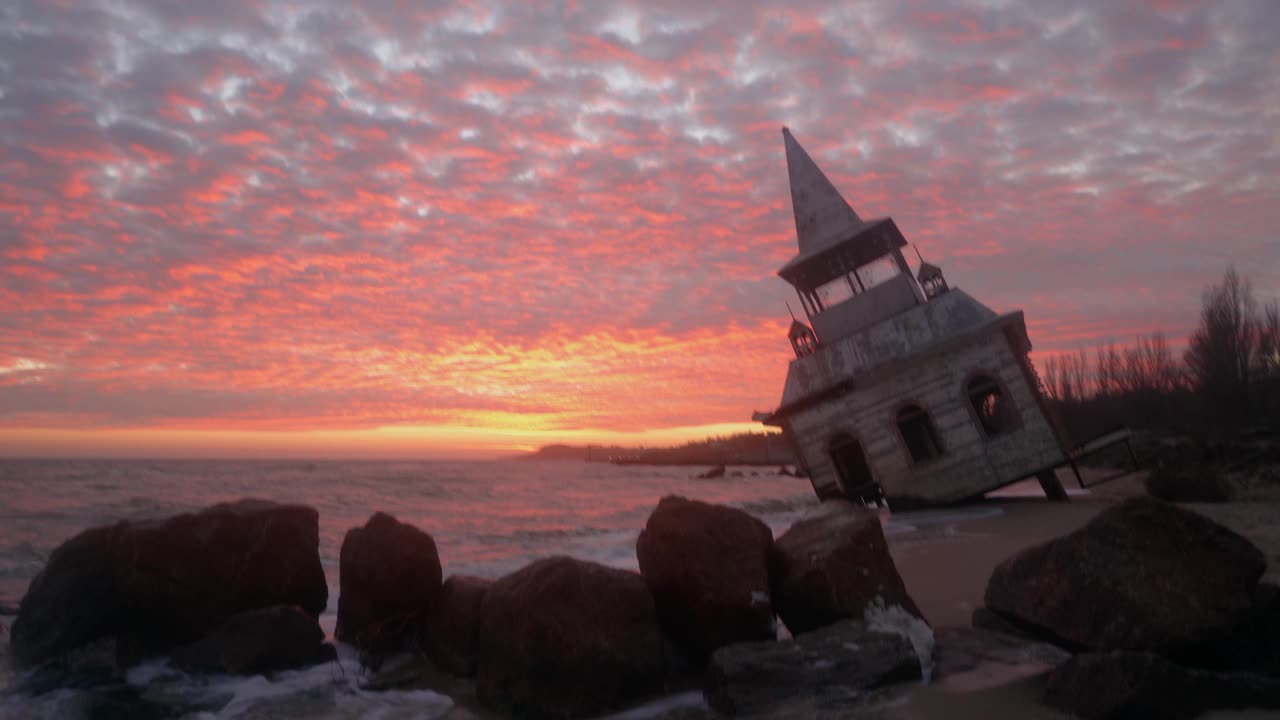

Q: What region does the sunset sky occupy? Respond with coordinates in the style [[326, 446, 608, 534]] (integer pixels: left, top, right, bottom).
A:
[[2, 0, 1278, 458]]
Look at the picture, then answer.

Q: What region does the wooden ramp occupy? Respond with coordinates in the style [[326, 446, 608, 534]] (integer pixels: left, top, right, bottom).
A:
[[1064, 426, 1141, 489]]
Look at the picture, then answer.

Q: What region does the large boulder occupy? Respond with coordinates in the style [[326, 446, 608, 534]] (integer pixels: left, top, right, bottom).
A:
[[171, 605, 334, 675], [11, 500, 327, 666], [636, 496, 775, 660], [1043, 651, 1280, 720], [112, 499, 328, 651], [1206, 582, 1280, 675], [336, 512, 442, 654], [9, 524, 129, 667], [984, 497, 1265, 656], [771, 501, 925, 635], [420, 574, 491, 677], [705, 619, 921, 716], [475, 556, 665, 719]]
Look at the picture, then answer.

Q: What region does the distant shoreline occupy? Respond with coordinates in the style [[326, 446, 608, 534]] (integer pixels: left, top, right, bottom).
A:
[[521, 434, 797, 467]]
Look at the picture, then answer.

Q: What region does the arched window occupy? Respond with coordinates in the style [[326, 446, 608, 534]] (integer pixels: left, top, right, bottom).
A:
[[967, 374, 1018, 437], [828, 433, 881, 504], [896, 404, 943, 463]]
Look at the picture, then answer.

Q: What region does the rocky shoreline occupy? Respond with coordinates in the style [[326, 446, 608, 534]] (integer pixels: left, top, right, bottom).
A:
[[4, 492, 1280, 719]]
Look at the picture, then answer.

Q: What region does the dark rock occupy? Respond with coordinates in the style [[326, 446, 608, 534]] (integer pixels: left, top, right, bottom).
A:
[[336, 512, 442, 654], [421, 574, 491, 677], [636, 496, 775, 661], [10, 524, 130, 666], [1207, 582, 1280, 675], [771, 501, 925, 635], [1144, 461, 1232, 502], [12, 500, 327, 667], [1255, 583, 1280, 675], [1043, 651, 1280, 720], [705, 619, 921, 716], [112, 499, 328, 653], [984, 497, 1265, 656], [475, 556, 665, 719], [932, 626, 1071, 688], [697, 465, 726, 479], [171, 605, 334, 675], [970, 606, 1040, 641]]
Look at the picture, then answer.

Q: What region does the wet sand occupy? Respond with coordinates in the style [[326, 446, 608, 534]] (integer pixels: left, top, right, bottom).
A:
[[890, 497, 1111, 629]]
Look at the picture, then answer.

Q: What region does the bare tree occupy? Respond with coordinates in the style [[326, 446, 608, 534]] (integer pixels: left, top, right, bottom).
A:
[[1258, 301, 1280, 378], [1184, 266, 1257, 418], [1064, 348, 1091, 402], [1042, 348, 1102, 405], [1121, 332, 1183, 395], [1148, 332, 1184, 392], [1041, 354, 1062, 401], [1094, 344, 1123, 398]]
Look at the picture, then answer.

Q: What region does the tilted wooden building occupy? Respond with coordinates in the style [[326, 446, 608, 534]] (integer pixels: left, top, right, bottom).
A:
[[761, 128, 1069, 508]]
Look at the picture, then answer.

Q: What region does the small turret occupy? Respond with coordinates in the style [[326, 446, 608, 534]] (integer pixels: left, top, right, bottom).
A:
[[788, 319, 818, 358], [914, 246, 948, 299]]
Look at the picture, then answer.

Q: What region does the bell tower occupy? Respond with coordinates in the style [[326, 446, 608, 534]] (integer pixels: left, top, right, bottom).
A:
[[776, 128, 925, 345], [915, 246, 949, 299], [788, 318, 817, 359]]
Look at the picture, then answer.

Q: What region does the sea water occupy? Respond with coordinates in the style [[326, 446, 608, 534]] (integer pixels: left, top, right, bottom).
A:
[[0, 458, 820, 718]]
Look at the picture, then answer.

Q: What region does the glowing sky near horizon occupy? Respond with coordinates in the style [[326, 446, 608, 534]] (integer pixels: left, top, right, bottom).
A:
[[2, 0, 1278, 457]]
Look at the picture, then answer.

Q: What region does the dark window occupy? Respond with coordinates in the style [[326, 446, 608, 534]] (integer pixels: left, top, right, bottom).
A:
[[967, 374, 1017, 437], [828, 433, 883, 505], [896, 404, 943, 463]]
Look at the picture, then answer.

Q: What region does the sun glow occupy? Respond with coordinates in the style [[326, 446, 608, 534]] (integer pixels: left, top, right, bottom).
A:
[[0, 422, 775, 460]]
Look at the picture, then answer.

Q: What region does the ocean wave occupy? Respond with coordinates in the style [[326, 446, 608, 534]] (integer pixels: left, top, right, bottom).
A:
[[734, 493, 821, 518], [469, 524, 618, 545]]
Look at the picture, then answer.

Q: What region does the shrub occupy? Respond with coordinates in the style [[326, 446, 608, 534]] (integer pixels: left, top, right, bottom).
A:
[[1144, 464, 1232, 503]]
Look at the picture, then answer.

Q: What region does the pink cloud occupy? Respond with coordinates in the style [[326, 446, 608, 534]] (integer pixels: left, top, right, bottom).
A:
[[0, 0, 1277, 454]]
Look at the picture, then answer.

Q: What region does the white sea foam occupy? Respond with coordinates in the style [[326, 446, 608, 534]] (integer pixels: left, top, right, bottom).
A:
[[595, 690, 707, 719], [31, 646, 457, 720], [124, 657, 180, 686], [184, 655, 454, 720], [864, 596, 936, 682]]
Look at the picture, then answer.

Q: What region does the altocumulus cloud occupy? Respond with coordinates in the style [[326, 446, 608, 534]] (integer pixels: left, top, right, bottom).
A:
[[1, 0, 1278, 435]]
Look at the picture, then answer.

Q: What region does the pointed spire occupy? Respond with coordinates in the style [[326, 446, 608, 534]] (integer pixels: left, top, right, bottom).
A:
[[782, 127, 863, 254]]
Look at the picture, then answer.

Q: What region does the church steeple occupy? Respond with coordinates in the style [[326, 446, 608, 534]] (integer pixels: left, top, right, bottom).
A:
[[775, 128, 924, 345], [783, 127, 863, 256]]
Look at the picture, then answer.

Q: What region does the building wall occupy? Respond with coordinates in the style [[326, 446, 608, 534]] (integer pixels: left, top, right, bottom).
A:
[[780, 288, 998, 408], [789, 326, 1064, 505]]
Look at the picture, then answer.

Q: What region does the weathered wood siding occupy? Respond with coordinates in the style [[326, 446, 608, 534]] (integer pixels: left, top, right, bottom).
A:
[[788, 326, 1064, 504], [779, 288, 998, 408]]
